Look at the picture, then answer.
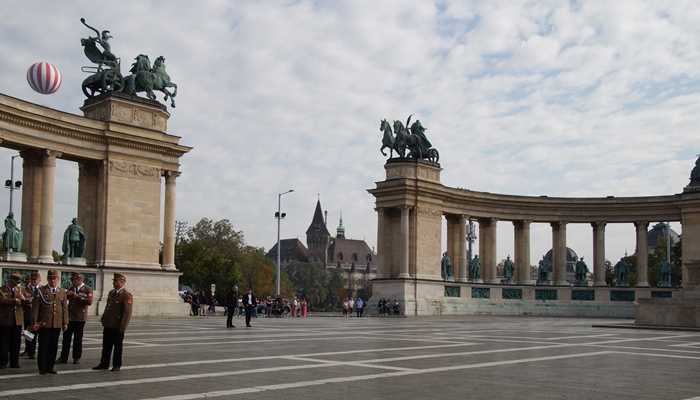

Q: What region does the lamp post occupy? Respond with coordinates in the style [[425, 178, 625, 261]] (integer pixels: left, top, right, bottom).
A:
[[275, 189, 294, 296], [466, 219, 477, 279], [5, 155, 22, 215]]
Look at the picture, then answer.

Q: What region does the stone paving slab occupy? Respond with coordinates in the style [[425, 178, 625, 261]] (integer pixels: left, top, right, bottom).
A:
[[0, 315, 699, 400]]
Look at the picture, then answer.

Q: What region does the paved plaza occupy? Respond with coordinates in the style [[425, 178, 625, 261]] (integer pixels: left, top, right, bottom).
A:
[[0, 315, 699, 399]]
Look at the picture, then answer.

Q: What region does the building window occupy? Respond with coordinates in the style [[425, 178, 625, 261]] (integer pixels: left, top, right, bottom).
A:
[[338, 252, 343, 261], [352, 253, 358, 262]]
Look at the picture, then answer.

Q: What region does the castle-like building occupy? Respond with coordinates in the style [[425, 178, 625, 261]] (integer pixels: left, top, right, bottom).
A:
[[267, 199, 378, 293]]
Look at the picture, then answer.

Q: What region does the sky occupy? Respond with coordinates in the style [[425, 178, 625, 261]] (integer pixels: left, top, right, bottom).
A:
[[0, 0, 695, 266]]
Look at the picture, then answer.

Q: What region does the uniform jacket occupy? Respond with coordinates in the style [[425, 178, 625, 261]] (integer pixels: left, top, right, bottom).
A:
[[0, 285, 24, 326], [67, 284, 94, 322], [21, 284, 39, 317], [32, 286, 69, 329], [101, 288, 133, 332]]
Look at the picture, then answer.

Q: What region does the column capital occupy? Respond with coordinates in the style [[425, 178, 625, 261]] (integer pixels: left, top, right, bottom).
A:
[[163, 170, 181, 179], [513, 220, 532, 228], [634, 221, 649, 229], [478, 217, 497, 224], [550, 221, 567, 228], [591, 221, 607, 229]]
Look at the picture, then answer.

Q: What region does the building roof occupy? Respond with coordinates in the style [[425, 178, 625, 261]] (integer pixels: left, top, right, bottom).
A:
[[306, 199, 330, 237], [647, 223, 680, 249], [266, 239, 310, 262], [328, 238, 374, 264]]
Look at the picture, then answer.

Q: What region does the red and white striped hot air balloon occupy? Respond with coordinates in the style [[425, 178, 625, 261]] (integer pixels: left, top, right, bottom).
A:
[[26, 62, 62, 94]]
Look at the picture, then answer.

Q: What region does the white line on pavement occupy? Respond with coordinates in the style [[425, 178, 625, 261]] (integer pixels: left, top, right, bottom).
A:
[[0, 342, 476, 380], [134, 351, 612, 400]]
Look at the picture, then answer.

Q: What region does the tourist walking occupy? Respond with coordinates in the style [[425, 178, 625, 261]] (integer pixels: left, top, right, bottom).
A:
[[93, 273, 132, 372], [242, 288, 257, 327], [58, 273, 93, 364], [301, 298, 308, 318], [32, 269, 68, 375], [291, 297, 298, 318], [20, 272, 39, 359], [0, 272, 25, 369]]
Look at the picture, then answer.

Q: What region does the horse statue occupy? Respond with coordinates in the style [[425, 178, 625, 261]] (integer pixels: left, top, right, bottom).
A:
[[123, 55, 178, 107], [379, 119, 395, 158]]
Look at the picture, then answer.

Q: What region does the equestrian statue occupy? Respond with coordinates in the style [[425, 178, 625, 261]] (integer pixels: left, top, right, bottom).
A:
[[379, 115, 439, 164]]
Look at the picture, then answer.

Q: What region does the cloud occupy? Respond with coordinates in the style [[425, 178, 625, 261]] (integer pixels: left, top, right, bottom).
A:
[[0, 1, 697, 266]]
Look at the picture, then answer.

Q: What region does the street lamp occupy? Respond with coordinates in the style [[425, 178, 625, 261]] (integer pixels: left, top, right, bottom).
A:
[[466, 219, 477, 279], [275, 189, 294, 296], [4, 155, 22, 215]]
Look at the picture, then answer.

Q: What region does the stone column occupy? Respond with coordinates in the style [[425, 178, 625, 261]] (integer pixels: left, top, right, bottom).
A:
[[635, 221, 650, 287], [20, 151, 36, 256], [514, 220, 533, 284], [398, 206, 410, 278], [162, 171, 179, 270], [37, 151, 59, 263], [458, 215, 468, 282], [552, 221, 568, 286], [592, 222, 607, 286], [375, 208, 385, 278], [479, 218, 498, 283]]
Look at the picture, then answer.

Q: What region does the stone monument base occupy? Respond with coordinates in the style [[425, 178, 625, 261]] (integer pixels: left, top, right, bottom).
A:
[[368, 278, 677, 318], [63, 257, 87, 266], [636, 290, 700, 328], [0, 262, 189, 317], [1, 251, 27, 262]]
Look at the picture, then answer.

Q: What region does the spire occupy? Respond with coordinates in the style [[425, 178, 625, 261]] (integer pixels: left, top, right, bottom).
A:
[[306, 198, 330, 236], [336, 211, 345, 239]]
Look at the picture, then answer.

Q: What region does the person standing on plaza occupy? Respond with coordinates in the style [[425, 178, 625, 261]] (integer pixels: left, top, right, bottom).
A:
[[57, 272, 93, 364], [0, 272, 25, 369], [242, 288, 256, 328], [301, 297, 308, 318], [93, 273, 132, 372], [355, 297, 364, 317], [290, 297, 297, 319], [21, 271, 39, 359], [225, 286, 238, 328], [32, 269, 68, 375]]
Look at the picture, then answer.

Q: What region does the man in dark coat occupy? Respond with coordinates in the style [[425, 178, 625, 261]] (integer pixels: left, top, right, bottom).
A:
[[225, 286, 238, 328], [242, 288, 256, 328]]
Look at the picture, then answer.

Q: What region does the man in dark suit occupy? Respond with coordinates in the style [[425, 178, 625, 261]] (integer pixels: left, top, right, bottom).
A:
[[93, 273, 132, 372], [242, 288, 256, 328], [225, 286, 238, 328]]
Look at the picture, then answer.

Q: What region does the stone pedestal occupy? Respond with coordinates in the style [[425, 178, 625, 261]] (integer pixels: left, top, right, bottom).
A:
[[63, 257, 87, 266], [1, 251, 27, 262]]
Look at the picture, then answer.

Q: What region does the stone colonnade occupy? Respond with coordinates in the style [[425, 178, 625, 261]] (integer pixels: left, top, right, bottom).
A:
[[17, 149, 180, 269], [377, 209, 656, 287]]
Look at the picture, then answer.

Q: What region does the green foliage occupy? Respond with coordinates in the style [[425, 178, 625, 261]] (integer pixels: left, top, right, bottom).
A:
[[175, 218, 295, 302], [283, 261, 346, 311]]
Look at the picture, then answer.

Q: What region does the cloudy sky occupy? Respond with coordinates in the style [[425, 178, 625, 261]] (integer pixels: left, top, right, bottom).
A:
[[0, 1, 695, 266]]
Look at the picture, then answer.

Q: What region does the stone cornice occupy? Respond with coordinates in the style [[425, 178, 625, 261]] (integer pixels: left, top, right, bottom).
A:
[[0, 93, 191, 160]]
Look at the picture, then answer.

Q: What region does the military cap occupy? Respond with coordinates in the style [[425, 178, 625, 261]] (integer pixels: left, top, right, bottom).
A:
[[30, 271, 40, 279], [113, 273, 126, 281], [71, 272, 82, 279], [9, 272, 21, 282], [47, 269, 59, 279]]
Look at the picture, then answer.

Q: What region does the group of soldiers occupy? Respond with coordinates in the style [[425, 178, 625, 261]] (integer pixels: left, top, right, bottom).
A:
[[0, 270, 132, 374]]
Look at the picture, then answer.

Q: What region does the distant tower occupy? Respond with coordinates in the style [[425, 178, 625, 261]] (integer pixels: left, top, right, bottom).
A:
[[336, 212, 346, 240], [306, 199, 330, 263]]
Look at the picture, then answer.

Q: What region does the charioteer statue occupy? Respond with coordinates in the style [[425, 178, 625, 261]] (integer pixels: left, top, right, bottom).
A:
[[79, 17, 178, 108]]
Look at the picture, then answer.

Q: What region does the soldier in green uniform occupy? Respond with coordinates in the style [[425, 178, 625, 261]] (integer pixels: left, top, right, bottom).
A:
[[21, 271, 40, 359], [31, 269, 68, 375], [0, 272, 25, 369], [93, 273, 132, 372], [57, 272, 93, 364]]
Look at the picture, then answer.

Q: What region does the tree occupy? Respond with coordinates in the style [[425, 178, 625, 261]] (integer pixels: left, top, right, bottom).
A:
[[648, 237, 682, 287], [283, 261, 346, 311]]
